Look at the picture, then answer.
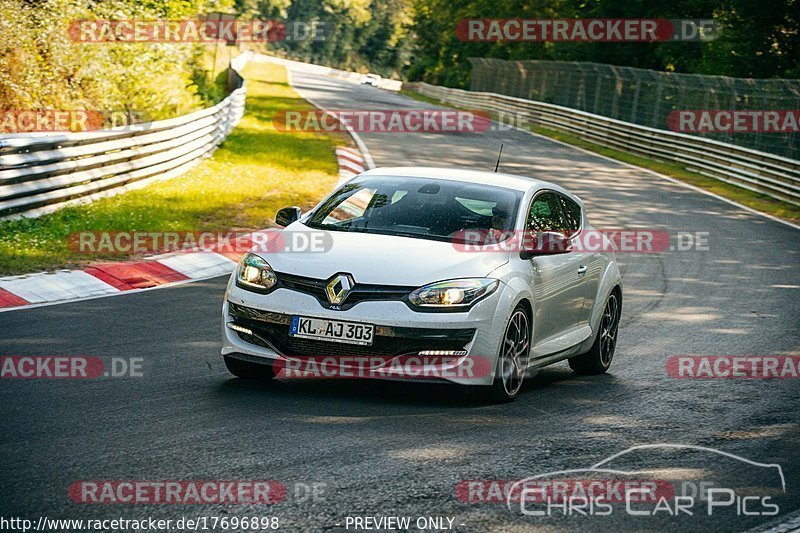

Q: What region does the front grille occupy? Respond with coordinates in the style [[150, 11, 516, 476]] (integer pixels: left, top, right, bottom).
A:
[[228, 303, 474, 358], [275, 272, 413, 310]]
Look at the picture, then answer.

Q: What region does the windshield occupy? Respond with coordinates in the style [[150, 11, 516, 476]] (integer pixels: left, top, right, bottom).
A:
[[305, 176, 523, 242]]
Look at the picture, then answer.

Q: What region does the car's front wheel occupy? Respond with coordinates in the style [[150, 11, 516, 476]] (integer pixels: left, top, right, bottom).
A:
[[569, 290, 621, 375], [486, 305, 530, 403], [223, 355, 279, 381]]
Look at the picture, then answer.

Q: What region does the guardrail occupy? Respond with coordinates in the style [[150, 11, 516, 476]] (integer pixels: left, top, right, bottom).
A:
[[0, 51, 252, 220], [404, 82, 800, 206], [258, 55, 402, 91]]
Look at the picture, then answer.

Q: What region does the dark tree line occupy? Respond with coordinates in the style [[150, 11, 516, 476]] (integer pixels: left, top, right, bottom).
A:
[[236, 0, 798, 87]]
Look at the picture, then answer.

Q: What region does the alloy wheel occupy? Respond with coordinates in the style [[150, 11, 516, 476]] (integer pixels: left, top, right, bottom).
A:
[[599, 293, 620, 367], [500, 309, 530, 397]]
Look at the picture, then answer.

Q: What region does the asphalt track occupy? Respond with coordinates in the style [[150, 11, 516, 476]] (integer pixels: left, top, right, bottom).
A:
[[1, 57, 799, 532]]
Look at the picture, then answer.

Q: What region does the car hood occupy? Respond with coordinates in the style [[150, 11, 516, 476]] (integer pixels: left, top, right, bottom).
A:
[[252, 223, 509, 286]]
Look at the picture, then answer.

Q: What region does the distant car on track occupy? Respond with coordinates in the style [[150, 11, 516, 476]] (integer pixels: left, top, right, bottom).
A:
[[361, 73, 381, 87], [221, 168, 622, 402]]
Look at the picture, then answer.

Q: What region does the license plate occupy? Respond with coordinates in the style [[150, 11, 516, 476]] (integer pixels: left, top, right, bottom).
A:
[[290, 316, 374, 346]]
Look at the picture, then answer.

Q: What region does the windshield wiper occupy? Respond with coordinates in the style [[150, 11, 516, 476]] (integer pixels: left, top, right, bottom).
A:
[[305, 222, 451, 242]]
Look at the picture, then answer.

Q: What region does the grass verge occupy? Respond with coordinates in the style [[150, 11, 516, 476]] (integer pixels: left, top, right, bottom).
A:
[[401, 90, 800, 224], [0, 63, 343, 275]]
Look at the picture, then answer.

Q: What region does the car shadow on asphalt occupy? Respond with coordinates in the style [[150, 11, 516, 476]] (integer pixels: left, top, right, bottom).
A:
[[212, 363, 624, 411]]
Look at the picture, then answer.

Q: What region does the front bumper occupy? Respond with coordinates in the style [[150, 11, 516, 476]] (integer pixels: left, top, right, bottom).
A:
[[221, 276, 513, 385]]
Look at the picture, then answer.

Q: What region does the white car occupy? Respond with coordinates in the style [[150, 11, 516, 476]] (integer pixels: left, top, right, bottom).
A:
[[361, 73, 381, 87], [221, 168, 622, 402]]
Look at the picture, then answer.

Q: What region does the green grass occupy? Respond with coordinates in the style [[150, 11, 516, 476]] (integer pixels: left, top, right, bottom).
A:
[[401, 90, 800, 224], [0, 63, 344, 275], [400, 90, 450, 109]]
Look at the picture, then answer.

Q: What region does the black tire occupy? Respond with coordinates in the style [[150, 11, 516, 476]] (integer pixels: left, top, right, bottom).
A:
[[485, 304, 531, 403], [223, 355, 279, 381], [569, 290, 621, 375]]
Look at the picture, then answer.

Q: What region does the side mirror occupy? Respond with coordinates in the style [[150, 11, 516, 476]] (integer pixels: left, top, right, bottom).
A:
[[275, 206, 302, 227], [519, 231, 573, 259]]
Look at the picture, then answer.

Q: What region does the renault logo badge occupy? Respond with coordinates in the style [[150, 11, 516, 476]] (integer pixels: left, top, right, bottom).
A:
[[325, 273, 354, 305]]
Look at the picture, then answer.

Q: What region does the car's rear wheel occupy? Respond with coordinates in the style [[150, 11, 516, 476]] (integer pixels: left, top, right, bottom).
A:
[[569, 291, 621, 375], [486, 305, 530, 403], [223, 355, 279, 381]]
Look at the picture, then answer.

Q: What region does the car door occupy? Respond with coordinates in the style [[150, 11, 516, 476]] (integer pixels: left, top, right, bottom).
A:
[[526, 191, 588, 345], [559, 193, 602, 326]]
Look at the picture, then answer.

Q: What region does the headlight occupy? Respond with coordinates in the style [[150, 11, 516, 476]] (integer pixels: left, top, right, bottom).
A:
[[236, 253, 277, 292], [409, 278, 499, 308]]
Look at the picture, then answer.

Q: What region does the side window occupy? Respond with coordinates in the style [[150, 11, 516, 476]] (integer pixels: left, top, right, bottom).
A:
[[559, 195, 582, 232], [527, 192, 566, 233]]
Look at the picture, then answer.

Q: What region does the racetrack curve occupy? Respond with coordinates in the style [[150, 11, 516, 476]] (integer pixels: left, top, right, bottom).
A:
[[1, 56, 798, 532]]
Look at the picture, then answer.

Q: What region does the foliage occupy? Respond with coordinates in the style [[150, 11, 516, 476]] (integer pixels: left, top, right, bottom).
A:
[[238, 0, 798, 87], [407, 0, 799, 87], [237, 0, 415, 77], [2, 0, 794, 114], [0, 0, 234, 122]]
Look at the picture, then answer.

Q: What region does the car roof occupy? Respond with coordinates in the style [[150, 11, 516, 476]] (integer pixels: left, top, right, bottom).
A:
[[359, 166, 570, 196]]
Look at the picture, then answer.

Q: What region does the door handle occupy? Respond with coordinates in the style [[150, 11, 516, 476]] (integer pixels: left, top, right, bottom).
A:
[[577, 265, 588, 274]]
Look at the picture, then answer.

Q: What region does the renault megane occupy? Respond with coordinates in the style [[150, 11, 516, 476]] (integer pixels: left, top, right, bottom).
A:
[[221, 167, 622, 402]]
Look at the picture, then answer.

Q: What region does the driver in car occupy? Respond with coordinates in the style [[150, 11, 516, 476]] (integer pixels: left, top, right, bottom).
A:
[[488, 204, 512, 243]]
